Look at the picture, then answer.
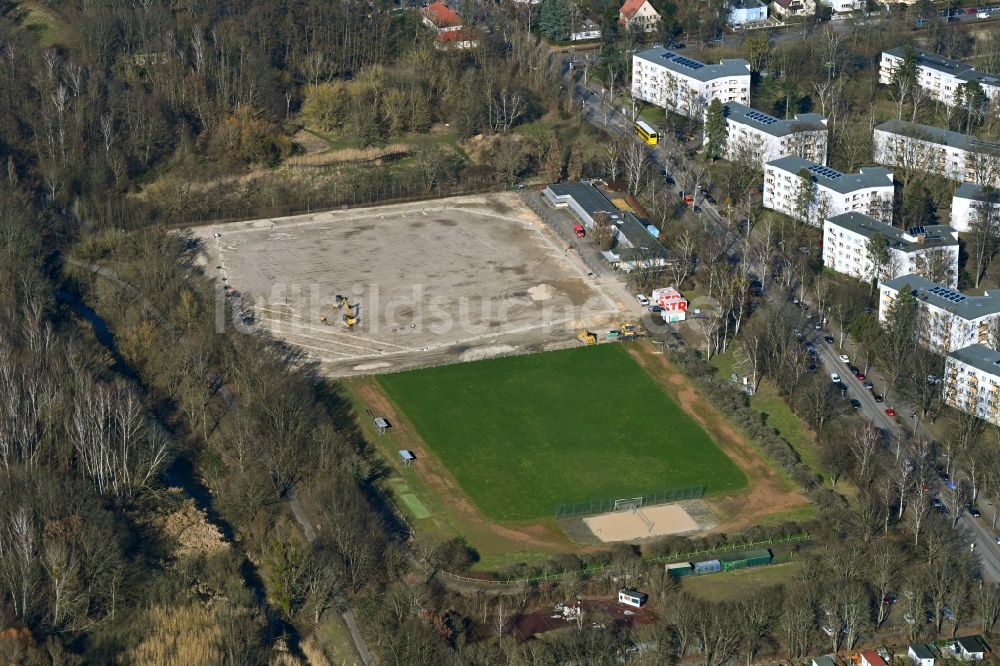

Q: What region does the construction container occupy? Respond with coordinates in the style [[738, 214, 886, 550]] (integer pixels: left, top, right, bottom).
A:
[[718, 549, 773, 571], [665, 562, 693, 577], [693, 559, 721, 575]]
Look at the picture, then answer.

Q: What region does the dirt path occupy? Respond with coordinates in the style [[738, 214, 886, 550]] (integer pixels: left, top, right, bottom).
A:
[[625, 342, 810, 533], [351, 378, 600, 557]]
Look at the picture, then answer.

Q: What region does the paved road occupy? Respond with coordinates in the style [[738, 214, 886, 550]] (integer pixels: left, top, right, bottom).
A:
[[802, 310, 1000, 581]]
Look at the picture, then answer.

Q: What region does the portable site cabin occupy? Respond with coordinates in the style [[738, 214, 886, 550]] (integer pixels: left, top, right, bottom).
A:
[[718, 548, 773, 571], [665, 562, 694, 577], [812, 657, 837, 666], [618, 589, 648, 608], [693, 559, 722, 574]]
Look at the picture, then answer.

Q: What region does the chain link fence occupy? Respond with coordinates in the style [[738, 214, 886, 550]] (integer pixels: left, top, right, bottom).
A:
[[553, 485, 705, 520]]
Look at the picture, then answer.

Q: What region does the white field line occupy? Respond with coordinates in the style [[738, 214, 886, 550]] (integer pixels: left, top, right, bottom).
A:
[[255, 319, 404, 356], [254, 307, 415, 351]]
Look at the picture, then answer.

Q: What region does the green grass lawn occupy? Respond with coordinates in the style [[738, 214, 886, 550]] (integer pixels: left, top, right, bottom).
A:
[[377, 344, 746, 522]]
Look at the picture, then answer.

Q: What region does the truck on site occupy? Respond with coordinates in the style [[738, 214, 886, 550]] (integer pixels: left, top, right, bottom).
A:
[[573, 224, 586, 238], [577, 330, 597, 345]]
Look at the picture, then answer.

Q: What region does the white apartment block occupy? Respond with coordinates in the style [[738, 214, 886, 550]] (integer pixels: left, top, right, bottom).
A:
[[763, 156, 894, 226], [944, 344, 1000, 427], [823, 214, 959, 286], [880, 274, 1000, 353], [632, 47, 751, 119], [717, 102, 828, 168], [873, 120, 1000, 188], [951, 182, 1000, 233], [879, 47, 1000, 106]]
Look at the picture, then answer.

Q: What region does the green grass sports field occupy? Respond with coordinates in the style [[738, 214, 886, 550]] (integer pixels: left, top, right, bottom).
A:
[[377, 344, 746, 522]]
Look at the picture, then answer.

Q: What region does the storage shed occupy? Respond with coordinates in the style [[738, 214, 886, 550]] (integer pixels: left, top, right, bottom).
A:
[[718, 548, 773, 571], [812, 657, 837, 666], [665, 562, 693, 577], [908, 644, 935, 666], [618, 589, 648, 608]]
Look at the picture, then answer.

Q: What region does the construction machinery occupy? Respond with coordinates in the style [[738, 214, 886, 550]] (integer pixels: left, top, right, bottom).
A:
[[577, 330, 597, 345], [336, 296, 359, 328]]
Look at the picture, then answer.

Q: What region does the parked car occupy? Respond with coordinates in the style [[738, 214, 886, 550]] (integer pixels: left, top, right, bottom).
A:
[[649, 305, 663, 313], [885, 407, 897, 416], [848, 364, 860, 375], [969, 505, 982, 517], [850, 399, 862, 411], [863, 380, 874, 390], [831, 373, 841, 383], [672, 42, 686, 49], [839, 354, 851, 363], [636, 294, 650, 306], [874, 393, 884, 402], [979, 10, 991, 18], [573, 223, 586, 238], [855, 372, 866, 381], [824, 335, 835, 343]]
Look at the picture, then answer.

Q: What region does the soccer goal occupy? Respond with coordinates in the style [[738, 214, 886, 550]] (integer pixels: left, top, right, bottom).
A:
[[614, 497, 644, 512]]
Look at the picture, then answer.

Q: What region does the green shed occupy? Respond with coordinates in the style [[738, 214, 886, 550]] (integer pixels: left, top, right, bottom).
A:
[[718, 548, 773, 571]]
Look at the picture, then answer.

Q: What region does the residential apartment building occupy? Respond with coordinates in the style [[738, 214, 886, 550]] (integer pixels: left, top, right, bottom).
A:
[[717, 102, 828, 168], [763, 156, 894, 226], [879, 275, 998, 353], [769, 0, 815, 18], [632, 47, 751, 119], [823, 214, 959, 286], [729, 0, 768, 25], [944, 344, 1000, 427], [950, 182, 1000, 232], [879, 47, 1000, 105], [820, 0, 862, 13], [873, 120, 1000, 187], [619, 0, 660, 31]]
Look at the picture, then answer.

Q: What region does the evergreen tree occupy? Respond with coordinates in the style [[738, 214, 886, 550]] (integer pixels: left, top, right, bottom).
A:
[[544, 135, 563, 183], [877, 284, 918, 385], [793, 168, 815, 229], [567, 146, 583, 181], [539, 0, 571, 41], [704, 98, 727, 162]]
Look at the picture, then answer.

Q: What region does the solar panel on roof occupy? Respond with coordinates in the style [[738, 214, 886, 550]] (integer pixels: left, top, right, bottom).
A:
[[908, 226, 927, 236], [807, 165, 842, 179], [672, 56, 704, 70], [928, 285, 967, 303], [744, 110, 778, 126]]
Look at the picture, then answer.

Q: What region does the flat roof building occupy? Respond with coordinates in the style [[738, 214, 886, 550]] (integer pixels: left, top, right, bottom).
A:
[[717, 102, 828, 168], [543, 182, 671, 272], [880, 274, 999, 352], [825, 214, 959, 286], [632, 47, 750, 119], [946, 346, 1000, 427], [764, 156, 894, 226], [951, 182, 1000, 233], [874, 120, 1000, 187], [879, 47, 1000, 106]]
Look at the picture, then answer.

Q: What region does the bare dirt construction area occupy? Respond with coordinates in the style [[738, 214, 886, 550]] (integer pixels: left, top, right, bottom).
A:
[[625, 342, 812, 533], [191, 194, 621, 377], [584, 502, 704, 542]]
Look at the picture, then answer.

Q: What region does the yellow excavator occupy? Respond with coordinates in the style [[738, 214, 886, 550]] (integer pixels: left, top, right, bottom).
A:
[[336, 295, 359, 328], [577, 330, 597, 345]]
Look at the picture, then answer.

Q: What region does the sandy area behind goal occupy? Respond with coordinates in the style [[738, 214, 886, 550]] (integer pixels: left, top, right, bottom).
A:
[[584, 503, 699, 542]]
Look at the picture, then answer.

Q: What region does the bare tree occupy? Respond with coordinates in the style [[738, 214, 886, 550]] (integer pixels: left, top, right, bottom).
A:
[[849, 422, 883, 486], [622, 137, 650, 194]]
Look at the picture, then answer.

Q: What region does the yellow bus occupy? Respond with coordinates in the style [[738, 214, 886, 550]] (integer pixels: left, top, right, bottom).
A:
[[635, 120, 659, 145]]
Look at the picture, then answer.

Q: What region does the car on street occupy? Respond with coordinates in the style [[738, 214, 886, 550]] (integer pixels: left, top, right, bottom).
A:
[[979, 10, 991, 18], [969, 505, 982, 517], [831, 373, 841, 383], [814, 322, 822, 330], [649, 305, 663, 313], [636, 294, 649, 306], [839, 354, 850, 363], [995, 535, 1000, 545], [672, 42, 686, 49], [874, 393, 884, 402], [855, 371, 866, 380], [863, 380, 874, 390], [850, 399, 862, 411], [824, 335, 835, 343], [939, 469, 950, 481], [885, 407, 897, 416]]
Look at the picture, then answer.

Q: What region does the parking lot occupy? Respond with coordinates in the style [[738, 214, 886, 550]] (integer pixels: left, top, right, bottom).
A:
[[192, 194, 622, 377]]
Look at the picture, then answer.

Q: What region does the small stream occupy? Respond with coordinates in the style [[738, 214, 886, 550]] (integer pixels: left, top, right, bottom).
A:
[[56, 288, 301, 653]]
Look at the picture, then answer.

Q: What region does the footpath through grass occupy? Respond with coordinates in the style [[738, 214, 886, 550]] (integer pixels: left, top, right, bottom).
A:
[[377, 344, 746, 522]]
